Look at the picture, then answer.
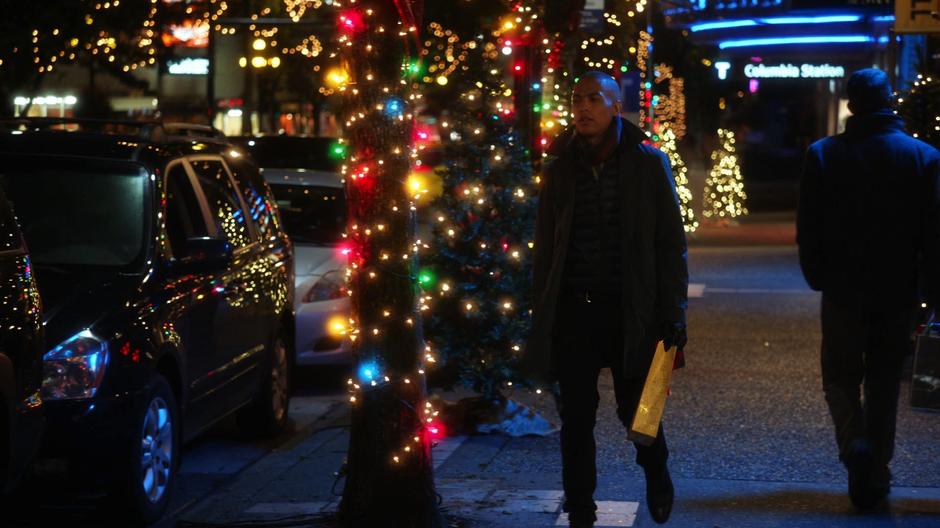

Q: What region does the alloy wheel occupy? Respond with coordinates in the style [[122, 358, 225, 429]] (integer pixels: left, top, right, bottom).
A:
[[271, 339, 288, 423], [140, 396, 173, 504]]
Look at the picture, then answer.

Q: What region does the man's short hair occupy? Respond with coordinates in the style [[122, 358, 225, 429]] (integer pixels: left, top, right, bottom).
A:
[[578, 70, 622, 104], [846, 68, 893, 114]]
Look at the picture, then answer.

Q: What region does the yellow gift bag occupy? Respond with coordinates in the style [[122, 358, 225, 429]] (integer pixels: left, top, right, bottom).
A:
[[628, 341, 676, 446]]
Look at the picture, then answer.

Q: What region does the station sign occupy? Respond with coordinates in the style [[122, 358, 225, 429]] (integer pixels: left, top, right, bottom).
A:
[[745, 63, 846, 79], [715, 61, 847, 80]]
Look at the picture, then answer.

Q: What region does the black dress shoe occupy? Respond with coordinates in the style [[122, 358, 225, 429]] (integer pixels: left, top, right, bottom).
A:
[[645, 464, 674, 524], [845, 439, 874, 510]]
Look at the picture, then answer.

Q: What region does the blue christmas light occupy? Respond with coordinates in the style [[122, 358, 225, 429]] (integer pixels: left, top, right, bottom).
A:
[[383, 97, 404, 118], [358, 361, 379, 383]]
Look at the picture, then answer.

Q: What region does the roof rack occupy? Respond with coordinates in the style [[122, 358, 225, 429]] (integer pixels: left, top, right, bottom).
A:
[[0, 117, 225, 143], [162, 122, 226, 140]]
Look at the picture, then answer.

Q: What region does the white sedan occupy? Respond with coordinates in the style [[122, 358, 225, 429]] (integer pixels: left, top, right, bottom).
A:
[[240, 135, 352, 366], [267, 167, 351, 365]]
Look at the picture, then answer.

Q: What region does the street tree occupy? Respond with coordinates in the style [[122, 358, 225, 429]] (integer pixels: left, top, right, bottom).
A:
[[334, 0, 444, 526]]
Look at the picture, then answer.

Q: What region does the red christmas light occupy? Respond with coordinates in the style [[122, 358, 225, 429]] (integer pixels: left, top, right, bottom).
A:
[[426, 422, 445, 440], [338, 10, 365, 34]]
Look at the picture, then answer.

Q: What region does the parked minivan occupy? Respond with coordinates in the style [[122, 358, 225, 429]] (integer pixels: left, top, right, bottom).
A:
[[0, 119, 295, 523], [0, 189, 44, 494]]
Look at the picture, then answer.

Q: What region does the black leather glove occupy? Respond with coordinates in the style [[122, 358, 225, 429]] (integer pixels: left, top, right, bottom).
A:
[[660, 321, 687, 352]]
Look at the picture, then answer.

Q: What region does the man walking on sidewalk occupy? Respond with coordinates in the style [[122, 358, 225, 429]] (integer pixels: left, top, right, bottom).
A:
[[797, 68, 940, 510], [523, 71, 689, 527]]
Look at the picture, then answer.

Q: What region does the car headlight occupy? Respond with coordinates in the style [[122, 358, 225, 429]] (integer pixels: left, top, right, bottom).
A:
[[302, 269, 348, 303], [41, 330, 109, 400]]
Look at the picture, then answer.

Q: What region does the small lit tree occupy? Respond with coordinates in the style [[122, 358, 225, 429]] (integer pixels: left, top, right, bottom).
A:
[[703, 128, 748, 222]]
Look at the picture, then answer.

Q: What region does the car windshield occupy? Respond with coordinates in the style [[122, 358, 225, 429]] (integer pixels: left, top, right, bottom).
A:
[[236, 137, 341, 171], [269, 184, 345, 245], [0, 158, 149, 268]]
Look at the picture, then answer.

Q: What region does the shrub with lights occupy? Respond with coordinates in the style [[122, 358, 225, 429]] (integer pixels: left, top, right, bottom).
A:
[[899, 73, 940, 150]]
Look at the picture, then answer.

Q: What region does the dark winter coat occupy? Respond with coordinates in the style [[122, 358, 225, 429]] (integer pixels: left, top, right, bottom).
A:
[[522, 117, 688, 383], [797, 111, 940, 310]]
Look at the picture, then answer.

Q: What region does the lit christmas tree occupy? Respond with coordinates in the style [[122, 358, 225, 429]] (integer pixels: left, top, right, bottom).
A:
[[421, 13, 538, 400], [703, 128, 748, 221], [899, 74, 940, 150], [658, 124, 698, 233]]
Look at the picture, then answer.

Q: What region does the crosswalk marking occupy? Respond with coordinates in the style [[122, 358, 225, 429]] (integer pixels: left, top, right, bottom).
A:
[[556, 501, 638, 527], [688, 283, 812, 297]]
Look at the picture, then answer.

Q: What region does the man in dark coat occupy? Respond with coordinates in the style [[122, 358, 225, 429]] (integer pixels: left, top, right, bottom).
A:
[[797, 68, 940, 510], [523, 71, 689, 527]]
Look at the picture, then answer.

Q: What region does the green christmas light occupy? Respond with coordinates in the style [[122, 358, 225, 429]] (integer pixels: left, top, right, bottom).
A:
[[329, 142, 347, 160], [404, 59, 423, 78], [418, 269, 436, 288]]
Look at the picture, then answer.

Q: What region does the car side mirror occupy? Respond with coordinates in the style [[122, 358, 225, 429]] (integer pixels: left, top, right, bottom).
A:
[[175, 237, 233, 274]]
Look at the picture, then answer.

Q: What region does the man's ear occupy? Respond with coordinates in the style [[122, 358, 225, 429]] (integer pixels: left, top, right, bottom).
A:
[[613, 102, 623, 115]]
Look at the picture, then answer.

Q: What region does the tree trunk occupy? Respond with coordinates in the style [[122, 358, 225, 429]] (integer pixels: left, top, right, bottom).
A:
[[338, 1, 442, 527]]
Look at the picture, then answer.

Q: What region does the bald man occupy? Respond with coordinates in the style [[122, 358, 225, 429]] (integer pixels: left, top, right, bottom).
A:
[[523, 72, 688, 527]]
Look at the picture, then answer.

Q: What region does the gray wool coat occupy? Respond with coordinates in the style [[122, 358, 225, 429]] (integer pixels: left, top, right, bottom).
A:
[[522, 118, 688, 383]]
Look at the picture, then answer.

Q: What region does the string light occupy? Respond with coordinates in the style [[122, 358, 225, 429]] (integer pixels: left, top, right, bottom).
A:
[[659, 125, 698, 232], [8, 0, 336, 82]]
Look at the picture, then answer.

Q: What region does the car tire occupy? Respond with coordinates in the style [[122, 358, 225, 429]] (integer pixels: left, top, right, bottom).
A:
[[115, 373, 179, 525], [236, 333, 290, 436]]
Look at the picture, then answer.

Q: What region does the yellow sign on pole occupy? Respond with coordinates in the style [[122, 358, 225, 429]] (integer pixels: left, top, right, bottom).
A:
[[896, 0, 940, 33]]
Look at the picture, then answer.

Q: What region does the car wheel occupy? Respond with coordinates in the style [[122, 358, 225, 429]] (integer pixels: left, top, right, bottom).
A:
[[237, 334, 290, 436], [115, 374, 178, 524]]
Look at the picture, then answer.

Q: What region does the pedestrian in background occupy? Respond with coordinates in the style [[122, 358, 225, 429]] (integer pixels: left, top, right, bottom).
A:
[[523, 71, 689, 527], [797, 67, 940, 510]]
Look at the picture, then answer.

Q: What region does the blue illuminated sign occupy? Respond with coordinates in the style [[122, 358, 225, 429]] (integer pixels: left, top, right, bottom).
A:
[[718, 35, 874, 50], [691, 14, 863, 32]]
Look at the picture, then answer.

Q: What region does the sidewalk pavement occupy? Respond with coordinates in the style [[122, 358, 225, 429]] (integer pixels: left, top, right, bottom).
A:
[[171, 397, 940, 528]]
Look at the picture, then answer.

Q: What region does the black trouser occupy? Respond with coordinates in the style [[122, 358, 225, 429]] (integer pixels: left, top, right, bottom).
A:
[[820, 295, 915, 480], [554, 290, 668, 520]]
